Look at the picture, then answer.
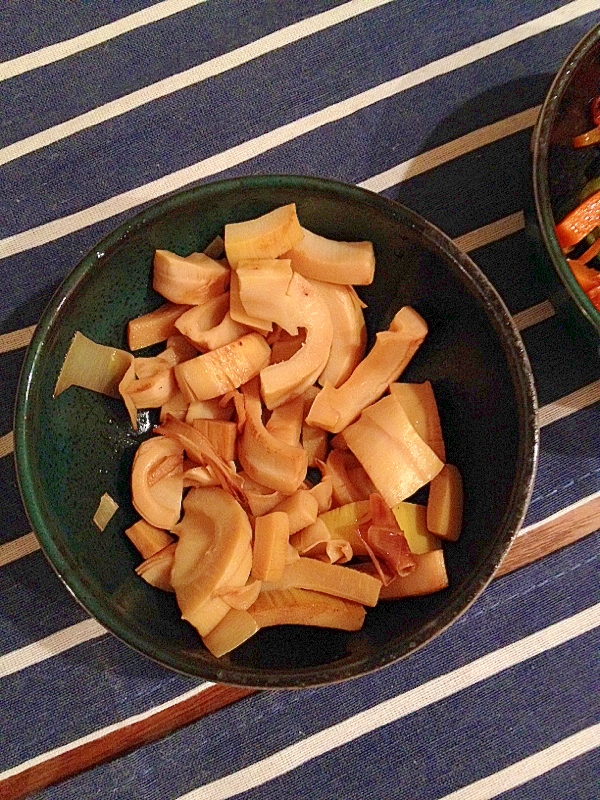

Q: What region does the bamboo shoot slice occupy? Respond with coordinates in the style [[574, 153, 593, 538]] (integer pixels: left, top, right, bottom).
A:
[[185, 397, 234, 423], [202, 609, 259, 657], [131, 437, 183, 529], [153, 250, 230, 305], [319, 501, 370, 557], [54, 331, 133, 398], [127, 303, 191, 351], [224, 204, 303, 268], [389, 381, 446, 461], [306, 306, 428, 433], [307, 476, 333, 513], [135, 542, 177, 592], [229, 270, 273, 333], [237, 259, 295, 332], [238, 378, 308, 494], [174, 333, 271, 402], [283, 227, 375, 285], [378, 550, 449, 598], [427, 464, 463, 541], [125, 519, 174, 559], [271, 490, 319, 534], [252, 511, 289, 582], [173, 293, 230, 346], [274, 557, 381, 606], [265, 395, 304, 446], [249, 587, 365, 631], [193, 311, 251, 352], [392, 502, 441, 554], [191, 418, 237, 462], [92, 493, 119, 531]]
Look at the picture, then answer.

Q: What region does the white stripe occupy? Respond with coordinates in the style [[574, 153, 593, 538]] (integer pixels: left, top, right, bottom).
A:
[[513, 300, 555, 331], [518, 488, 600, 538], [0, 0, 207, 82], [360, 108, 540, 193], [0, 619, 106, 679], [437, 724, 600, 800], [0, 0, 394, 168], [539, 379, 600, 427], [1, 0, 596, 260], [0, 431, 14, 459], [176, 604, 600, 800], [0, 532, 40, 567], [0, 680, 213, 781], [453, 211, 525, 254]]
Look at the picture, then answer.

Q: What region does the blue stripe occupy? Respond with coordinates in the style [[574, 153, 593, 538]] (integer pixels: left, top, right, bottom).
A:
[[25, 532, 599, 799], [1, 531, 597, 774], [0, 0, 339, 146], [0, 458, 29, 546], [0, 0, 157, 62], [1, 8, 594, 241]]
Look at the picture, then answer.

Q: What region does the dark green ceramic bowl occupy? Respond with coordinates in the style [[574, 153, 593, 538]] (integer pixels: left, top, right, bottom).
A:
[[14, 175, 538, 688], [531, 23, 600, 339]]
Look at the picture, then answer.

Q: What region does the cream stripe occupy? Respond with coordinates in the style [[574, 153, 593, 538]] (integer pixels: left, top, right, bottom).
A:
[[2, 0, 597, 260], [0, 532, 40, 567], [517, 488, 600, 538], [0, 0, 395, 167], [0, 324, 35, 354], [437, 724, 600, 800], [0, 681, 214, 781], [453, 211, 525, 253], [360, 108, 540, 193], [0, 618, 106, 679], [176, 604, 600, 800], [539, 379, 600, 428], [0, 431, 14, 459], [0, 0, 207, 82], [513, 300, 555, 331]]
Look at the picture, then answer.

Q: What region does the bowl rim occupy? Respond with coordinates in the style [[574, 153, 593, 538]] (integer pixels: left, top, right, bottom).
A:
[[531, 22, 600, 334], [14, 174, 539, 688]]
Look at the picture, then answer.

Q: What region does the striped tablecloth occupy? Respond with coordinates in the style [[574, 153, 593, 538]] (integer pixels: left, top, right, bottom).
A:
[[1, 2, 599, 798]]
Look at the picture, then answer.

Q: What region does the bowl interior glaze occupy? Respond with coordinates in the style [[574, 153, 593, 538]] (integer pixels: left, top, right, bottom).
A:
[[15, 175, 537, 688]]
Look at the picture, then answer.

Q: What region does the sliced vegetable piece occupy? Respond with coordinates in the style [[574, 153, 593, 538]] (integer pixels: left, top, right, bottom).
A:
[[185, 397, 234, 423], [202, 608, 259, 657], [265, 395, 304, 446], [238, 378, 308, 494], [309, 279, 367, 387], [319, 500, 370, 556], [127, 303, 191, 351], [306, 306, 428, 432], [171, 487, 252, 636], [191, 418, 237, 462], [252, 511, 289, 582], [302, 422, 329, 467], [193, 311, 251, 352], [427, 463, 463, 541], [249, 587, 365, 631], [54, 331, 133, 398], [239, 473, 285, 516], [392, 502, 441, 554], [125, 519, 174, 559], [131, 437, 183, 529], [378, 550, 449, 598], [307, 476, 333, 513], [555, 190, 600, 253], [389, 381, 446, 461], [224, 204, 303, 268], [153, 250, 230, 305], [229, 270, 273, 333], [271, 490, 319, 534], [159, 389, 189, 423], [259, 272, 333, 408], [237, 259, 295, 331], [283, 227, 375, 284], [273, 557, 381, 606], [135, 542, 177, 592], [366, 494, 416, 578], [343, 396, 443, 507], [174, 333, 271, 402], [214, 579, 262, 611], [173, 293, 230, 346], [92, 493, 119, 531]]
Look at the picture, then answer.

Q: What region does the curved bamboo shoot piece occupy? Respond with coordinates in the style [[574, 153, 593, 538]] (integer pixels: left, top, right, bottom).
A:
[[252, 511, 289, 582], [224, 204, 303, 268], [249, 588, 365, 631], [390, 381, 446, 461], [125, 519, 174, 559], [259, 272, 333, 409], [306, 306, 428, 433], [127, 303, 191, 351], [135, 542, 177, 592], [174, 333, 271, 402], [173, 293, 230, 346], [273, 557, 381, 606], [238, 378, 307, 494], [153, 250, 230, 305], [202, 609, 259, 657], [283, 227, 375, 285], [131, 437, 184, 529]]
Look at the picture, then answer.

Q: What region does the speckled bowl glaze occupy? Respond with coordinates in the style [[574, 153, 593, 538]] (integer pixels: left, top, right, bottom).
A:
[[532, 23, 600, 339], [14, 175, 538, 688]]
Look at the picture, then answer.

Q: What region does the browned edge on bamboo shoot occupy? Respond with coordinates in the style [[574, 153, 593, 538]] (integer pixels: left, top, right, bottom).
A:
[[1, 509, 597, 799]]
